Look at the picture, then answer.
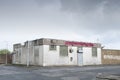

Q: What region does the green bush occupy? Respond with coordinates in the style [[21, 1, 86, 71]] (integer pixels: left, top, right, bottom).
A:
[[0, 49, 10, 54]]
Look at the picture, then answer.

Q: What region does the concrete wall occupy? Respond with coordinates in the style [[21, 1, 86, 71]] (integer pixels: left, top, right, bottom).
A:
[[12, 46, 43, 66], [43, 45, 61, 66], [12, 45, 101, 66], [68, 46, 78, 65], [34, 46, 43, 66], [12, 47, 27, 64], [39, 46, 43, 66], [102, 49, 120, 64], [13, 38, 102, 66], [34, 46, 39, 65], [43, 45, 101, 66], [12, 48, 21, 64], [43, 45, 78, 66], [21, 47, 27, 64], [83, 48, 101, 65], [29, 47, 34, 65]]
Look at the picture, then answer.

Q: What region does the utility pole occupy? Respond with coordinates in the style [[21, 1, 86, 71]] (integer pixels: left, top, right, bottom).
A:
[[27, 41, 30, 67], [5, 41, 8, 65]]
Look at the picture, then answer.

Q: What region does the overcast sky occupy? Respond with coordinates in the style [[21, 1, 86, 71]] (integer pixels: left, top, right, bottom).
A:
[[0, 0, 120, 51]]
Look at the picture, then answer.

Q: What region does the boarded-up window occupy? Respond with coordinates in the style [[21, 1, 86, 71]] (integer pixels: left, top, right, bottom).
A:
[[49, 45, 56, 50], [60, 45, 68, 56], [92, 47, 97, 57]]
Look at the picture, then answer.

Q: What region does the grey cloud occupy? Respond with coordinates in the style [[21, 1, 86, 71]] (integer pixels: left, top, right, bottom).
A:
[[1, 0, 120, 34], [0, 0, 120, 50], [35, 0, 58, 6], [60, 0, 120, 34], [61, 0, 104, 13], [0, 4, 71, 36], [0, 0, 36, 6], [61, 0, 120, 14], [104, 0, 120, 13]]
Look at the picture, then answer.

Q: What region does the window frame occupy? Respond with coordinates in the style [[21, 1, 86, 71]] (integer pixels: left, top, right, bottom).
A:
[[92, 47, 97, 57], [59, 45, 68, 56], [49, 45, 57, 51]]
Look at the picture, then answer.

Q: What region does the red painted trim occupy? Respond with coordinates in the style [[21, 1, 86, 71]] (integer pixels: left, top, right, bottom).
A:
[[65, 41, 94, 47]]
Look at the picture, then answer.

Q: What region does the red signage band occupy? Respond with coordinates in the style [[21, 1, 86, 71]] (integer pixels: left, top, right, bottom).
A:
[[65, 41, 94, 47]]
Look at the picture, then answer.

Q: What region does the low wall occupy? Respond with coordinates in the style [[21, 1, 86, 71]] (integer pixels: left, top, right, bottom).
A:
[[102, 49, 120, 65], [0, 54, 12, 64]]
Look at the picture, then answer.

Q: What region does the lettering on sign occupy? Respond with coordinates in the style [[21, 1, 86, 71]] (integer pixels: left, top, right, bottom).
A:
[[65, 41, 94, 47]]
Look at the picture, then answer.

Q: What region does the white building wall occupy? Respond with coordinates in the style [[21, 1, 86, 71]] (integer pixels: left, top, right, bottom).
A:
[[58, 46, 77, 66], [68, 46, 77, 65], [39, 45, 43, 66], [43, 45, 78, 66], [34, 46, 39, 65], [12, 46, 44, 66], [97, 48, 102, 64], [83, 47, 101, 65], [29, 46, 34, 65], [12, 54, 16, 64], [12, 45, 101, 66], [43, 45, 60, 66], [43, 45, 101, 66], [21, 47, 27, 64], [12, 48, 22, 64]]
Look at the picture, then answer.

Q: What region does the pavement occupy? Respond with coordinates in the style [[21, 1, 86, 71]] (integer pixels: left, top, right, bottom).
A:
[[0, 64, 120, 80]]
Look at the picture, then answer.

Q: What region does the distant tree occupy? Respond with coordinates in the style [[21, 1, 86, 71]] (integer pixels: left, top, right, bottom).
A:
[[0, 49, 10, 54]]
